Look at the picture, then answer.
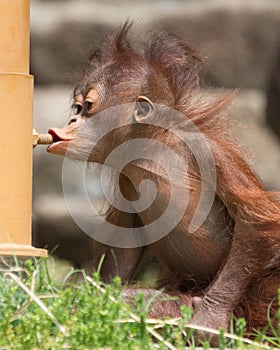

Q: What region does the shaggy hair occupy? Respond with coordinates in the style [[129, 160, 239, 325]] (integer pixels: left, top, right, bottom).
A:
[[73, 21, 280, 333]]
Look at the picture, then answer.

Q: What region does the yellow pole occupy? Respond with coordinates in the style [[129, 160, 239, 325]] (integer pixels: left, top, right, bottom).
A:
[[0, 0, 47, 257]]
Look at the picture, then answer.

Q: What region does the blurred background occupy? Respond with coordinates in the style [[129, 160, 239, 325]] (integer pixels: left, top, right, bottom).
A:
[[31, 0, 280, 269]]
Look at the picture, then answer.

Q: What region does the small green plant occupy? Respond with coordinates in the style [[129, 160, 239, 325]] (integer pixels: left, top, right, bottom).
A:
[[0, 257, 278, 349]]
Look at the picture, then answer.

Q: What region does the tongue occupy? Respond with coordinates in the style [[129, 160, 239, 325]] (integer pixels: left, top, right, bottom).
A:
[[48, 128, 73, 142]]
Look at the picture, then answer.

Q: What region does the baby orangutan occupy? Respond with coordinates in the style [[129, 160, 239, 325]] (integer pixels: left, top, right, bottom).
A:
[[47, 22, 280, 341]]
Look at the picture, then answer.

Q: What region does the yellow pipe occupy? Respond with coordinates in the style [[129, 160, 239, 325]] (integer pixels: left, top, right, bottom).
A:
[[0, 0, 46, 257]]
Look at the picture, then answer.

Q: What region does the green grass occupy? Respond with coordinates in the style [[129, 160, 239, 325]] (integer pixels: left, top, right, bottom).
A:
[[0, 257, 279, 350]]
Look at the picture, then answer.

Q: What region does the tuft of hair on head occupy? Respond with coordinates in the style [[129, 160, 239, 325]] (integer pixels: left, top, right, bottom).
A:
[[105, 21, 202, 103], [87, 20, 142, 75], [107, 20, 135, 56], [145, 31, 202, 103]]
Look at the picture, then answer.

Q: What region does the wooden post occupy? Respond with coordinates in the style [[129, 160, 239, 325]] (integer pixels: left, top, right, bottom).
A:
[[0, 0, 47, 257]]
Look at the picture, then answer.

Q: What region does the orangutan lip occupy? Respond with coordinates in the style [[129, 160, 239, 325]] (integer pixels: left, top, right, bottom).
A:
[[46, 139, 70, 153], [47, 128, 74, 154], [48, 128, 74, 143], [48, 129, 62, 143]]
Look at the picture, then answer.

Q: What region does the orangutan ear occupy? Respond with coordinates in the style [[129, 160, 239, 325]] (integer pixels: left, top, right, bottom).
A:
[[134, 96, 154, 122]]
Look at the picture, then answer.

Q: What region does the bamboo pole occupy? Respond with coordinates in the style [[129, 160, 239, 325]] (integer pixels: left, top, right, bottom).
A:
[[0, 0, 47, 257]]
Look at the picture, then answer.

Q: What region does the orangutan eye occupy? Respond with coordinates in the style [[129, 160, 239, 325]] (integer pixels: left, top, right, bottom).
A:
[[73, 102, 83, 115], [84, 100, 94, 113]]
